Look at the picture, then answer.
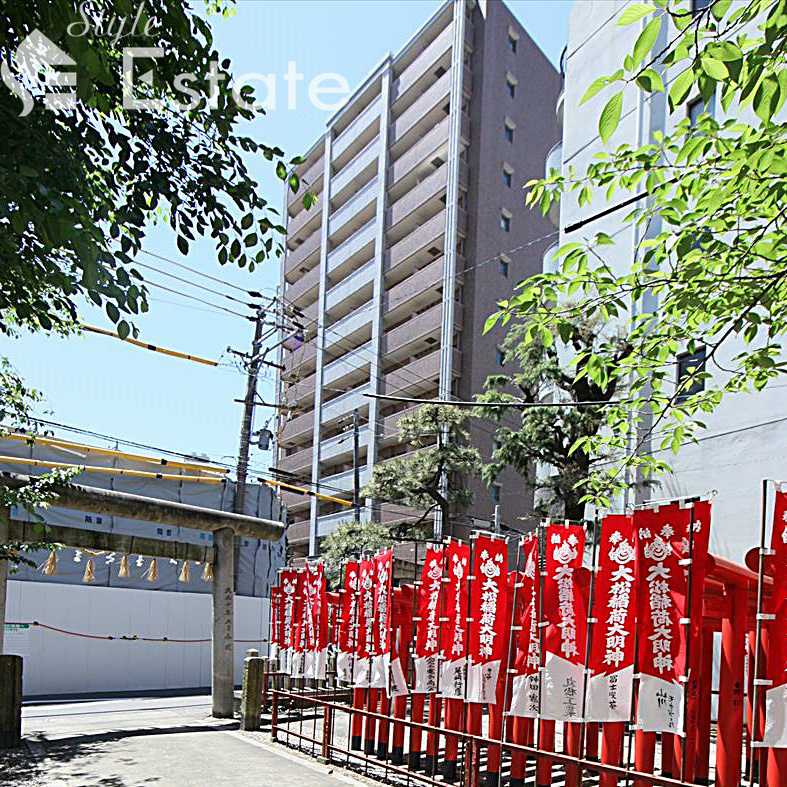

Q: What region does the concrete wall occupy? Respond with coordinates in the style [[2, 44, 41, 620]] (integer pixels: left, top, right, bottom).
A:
[[5, 581, 269, 697]]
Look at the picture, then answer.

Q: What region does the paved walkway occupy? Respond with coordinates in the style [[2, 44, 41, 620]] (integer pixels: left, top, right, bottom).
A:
[[0, 695, 364, 787]]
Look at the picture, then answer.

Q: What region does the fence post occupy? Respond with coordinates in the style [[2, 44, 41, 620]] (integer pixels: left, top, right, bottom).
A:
[[0, 655, 22, 749], [271, 688, 279, 742], [321, 703, 333, 763], [241, 648, 263, 731]]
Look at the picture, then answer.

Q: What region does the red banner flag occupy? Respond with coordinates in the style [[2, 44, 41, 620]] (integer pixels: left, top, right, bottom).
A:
[[293, 568, 312, 677], [413, 544, 445, 694], [510, 535, 541, 717], [354, 557, 376, 686], [371, 549, 394, 690], [586, 514, 638, 722], [763, 488, 787, 747], [303, 562, 328, 679], [337, 561, 360, 682], [634, 500, 711, 734], [542, 523, 587, 721], [467, 535, 510, 703], [440, 541, 471, 699], [279, 568, 300, 673]]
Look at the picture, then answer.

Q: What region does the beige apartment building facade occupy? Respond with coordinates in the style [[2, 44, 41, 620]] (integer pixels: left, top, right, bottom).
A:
[[276, 0, 560, 556]]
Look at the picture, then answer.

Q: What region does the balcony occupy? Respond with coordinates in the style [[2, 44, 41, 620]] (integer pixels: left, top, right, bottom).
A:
[[321, 382, 371, 425], [286, 519, 310, 545], [382, 301, 444, 358], [545, 141, 563, 227], [543, 242, 559, 275], [282, 341, 316, 381], [288, 150, 325, 213], [279, 444, 313, 476], [381, 349, 460, 397], [327, 218, 376, 278], [386, 165, 447, 243], [287, 190, 322, 243], [385, 209, 446, 276], [332, 94, 382, 163], [384, 256, 444, 321], [321, 465, 371, 494], [329, 176, 378, 244], [324, 302, 373, 355], [388, 115, 450, 189], [321, 424, 371, 464], [391, 25, 452, 108], [377, 404, 423, 444], [323, 341, 373, 388], [285, 262, 320, 308], [325, 258, 376, 314], [317, 508, 368, 538], [284, 230, 321, 282], [331, 136, 379, 203], [280, 408, 315, 446], [390, 69, 451, 147]]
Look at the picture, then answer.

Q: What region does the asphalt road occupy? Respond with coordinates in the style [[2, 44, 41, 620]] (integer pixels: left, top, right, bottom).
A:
[[0, 695, 363, 787]]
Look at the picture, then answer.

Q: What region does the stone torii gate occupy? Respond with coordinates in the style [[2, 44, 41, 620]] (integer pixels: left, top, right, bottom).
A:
[[0, 471, 284, 718]]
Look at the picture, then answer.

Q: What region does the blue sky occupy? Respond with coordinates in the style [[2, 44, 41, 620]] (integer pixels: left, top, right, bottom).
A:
[[3, 0, 572, 475]]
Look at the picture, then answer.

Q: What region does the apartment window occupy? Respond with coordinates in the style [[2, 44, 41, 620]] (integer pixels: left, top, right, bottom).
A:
[[691, 0, 711, 11], [688, 93, 715, 126], [501, 211, 511, 232], [492, 484, 502, 503], [504, 119, 515, 142], [502, 163, 513, 187], [499, 256, 510, 277], [506, 73, 517, 99], [492, 439, 502, 454], [676, 346, 706, 401], [508, 29, 518, 53], [496, 347, 505, 366]]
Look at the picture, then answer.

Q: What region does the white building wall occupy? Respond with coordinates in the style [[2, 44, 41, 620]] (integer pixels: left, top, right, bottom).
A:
[[559, 0, 784, 564], [6, 581, 269, 697]]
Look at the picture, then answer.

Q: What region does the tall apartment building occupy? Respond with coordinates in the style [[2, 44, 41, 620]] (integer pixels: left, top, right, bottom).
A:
[[276, 0, 560, 557], [551, 0, 780, 565]]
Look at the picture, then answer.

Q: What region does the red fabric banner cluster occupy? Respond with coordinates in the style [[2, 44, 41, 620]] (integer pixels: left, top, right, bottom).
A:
[[371, 550, 393, 689], [279, 568, 300, 673], [509, 535, 541, 717], [586, 514, 637, 722], [337, 560, 359, 682], [413, 545, 444, 694], [541, 524, 587, 721], [440, 541, 471, 699], [763, 488, 787, 747], [354, 557, 376, 687], [634, 500, 711, 734], [467, 535, 509, 703], [269, 586, 281, 656]]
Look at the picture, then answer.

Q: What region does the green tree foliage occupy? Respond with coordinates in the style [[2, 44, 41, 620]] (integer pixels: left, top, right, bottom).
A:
[[0, 0, 311, 338], [475, 316, 631, 522], [362, 404, 481, 533], [487, 0, 787, 507], [320, 519, 394, 589]]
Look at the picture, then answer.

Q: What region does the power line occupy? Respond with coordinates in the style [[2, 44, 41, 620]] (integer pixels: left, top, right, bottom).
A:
[[365, 393, 622, 408], [133, 259, 258, 310], [139, 249, 276, 298], [142, 278, 254, 321]]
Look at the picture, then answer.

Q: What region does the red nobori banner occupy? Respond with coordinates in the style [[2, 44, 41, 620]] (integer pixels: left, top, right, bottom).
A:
[[304, 561, 328, 680], [269, 586, 281, 648], [337, 560, 360, 682], [413, 544, 445, 693], [279, 568, 300, 672], [440, 540, 471, 699], [586, 514, 638, 722], [510, 535, 541, 718], [541, 524, 587, 721], [763, 488, 787, 747], [371, 549, 394, 689], [634, 500, 711, 734], [353, 557, 376, 686], [467, 535, 509, 703]]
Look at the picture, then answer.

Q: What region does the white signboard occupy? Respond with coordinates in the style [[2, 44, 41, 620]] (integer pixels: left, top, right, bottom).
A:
[[4, 623, 30, 656]]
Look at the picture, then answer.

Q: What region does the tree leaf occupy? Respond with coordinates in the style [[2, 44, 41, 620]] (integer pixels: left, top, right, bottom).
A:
[[599, 92, 623, 144], [636, 68, 665, 93], [632, 17, 661, 68], [701, 56, 728, 81], [668, 68, 694, 110], [617, 3, 656, 25], [177, 235, 189, 255], [580, 70, 624, 105]]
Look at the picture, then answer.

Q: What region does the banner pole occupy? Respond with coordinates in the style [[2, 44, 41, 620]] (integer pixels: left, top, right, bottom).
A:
[[535, 520, 555, 787], [748, 478, 769, 786], [577, 513, 600, 786], [679, 503, 697, 781], [461, 535, 477, 787]]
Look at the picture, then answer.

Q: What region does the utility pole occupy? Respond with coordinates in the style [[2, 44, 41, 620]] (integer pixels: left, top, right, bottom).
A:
[[353, 407, 361, 523], [233, 308, 266, 515]]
